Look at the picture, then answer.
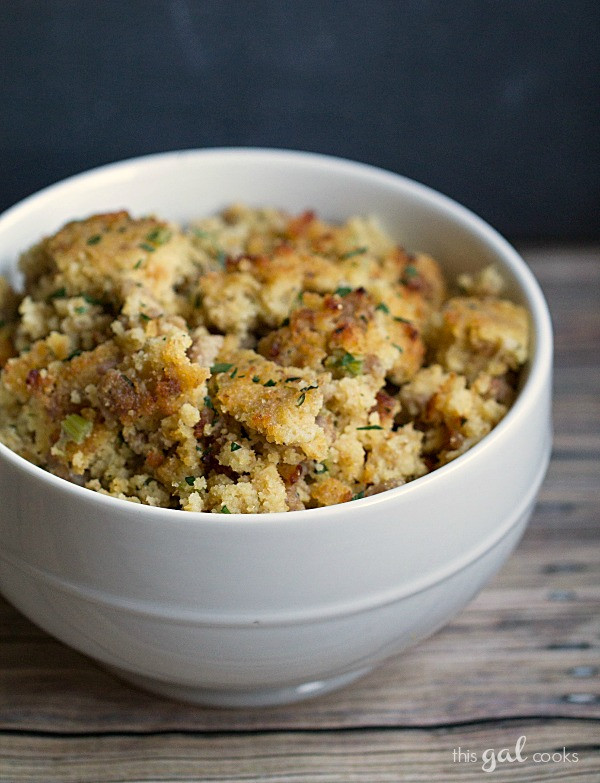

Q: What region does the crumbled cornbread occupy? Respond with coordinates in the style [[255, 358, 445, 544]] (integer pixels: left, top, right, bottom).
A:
[[0, 205, 529, 512]]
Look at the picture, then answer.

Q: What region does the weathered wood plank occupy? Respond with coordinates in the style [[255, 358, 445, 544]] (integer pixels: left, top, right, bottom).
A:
[[0, 720, 598, 782], [524, 247, 600, 369]]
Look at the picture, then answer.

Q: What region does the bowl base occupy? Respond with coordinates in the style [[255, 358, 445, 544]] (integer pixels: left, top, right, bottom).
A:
[[105, 664, 374, 707]]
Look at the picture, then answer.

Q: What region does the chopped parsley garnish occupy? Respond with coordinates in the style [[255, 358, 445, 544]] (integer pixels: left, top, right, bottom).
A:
[[403, 264, 418, 279], [230, 367, 238, 379], [49, 287, 67, 300], [357, 425, 383, 430], [314, 462, 328, 474], [230, 442, 242, 452], [334, 286, 353, 297], [220, 505, 231, 514], [352, 490, 365, 501], [376, 302, 390, 314], [74, 306, 87, 314], [211, 362, 234, 374], [340, 352, 362, 375], [215, 249, 227, 266], [252, 375, 260, 383], [139, 313, 151, 322], [284, 376, 302, 382], [204, 395, 214, 409], [184, 476, 196, 486], [138, 242, 155, 253], [145, 227, 172, 245], [281, 317, 290, 327], [62, 413, 92, 443], [83, 294, 104, 306], [263, 379, 277, 387], [341, 246, 367, 260], [326, 350, 363, 377], [66, 349, 82, 361], [393, 316, 411, 324], [392, 343, 404, 353], [134, 258, 144, 270], [86, 234, 102, 245], [297, 383, 318, 406], [121, 374, 135, 388]]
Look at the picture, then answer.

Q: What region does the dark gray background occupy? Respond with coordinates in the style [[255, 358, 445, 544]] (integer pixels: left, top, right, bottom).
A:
[[2, 0, 599, 240]]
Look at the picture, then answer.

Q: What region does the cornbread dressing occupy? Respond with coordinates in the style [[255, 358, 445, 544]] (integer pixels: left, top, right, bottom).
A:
[[0, 205, 529, 512]]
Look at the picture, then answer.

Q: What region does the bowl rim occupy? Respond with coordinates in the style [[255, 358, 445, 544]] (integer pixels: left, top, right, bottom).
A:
[[0, 147, 553, 527]]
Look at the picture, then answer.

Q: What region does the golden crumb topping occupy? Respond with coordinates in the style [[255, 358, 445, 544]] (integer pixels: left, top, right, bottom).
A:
[[0, 206, 529, 512]]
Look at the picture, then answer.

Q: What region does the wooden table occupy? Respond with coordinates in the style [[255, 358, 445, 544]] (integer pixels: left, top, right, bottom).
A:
[[1, 246, 598, 782]]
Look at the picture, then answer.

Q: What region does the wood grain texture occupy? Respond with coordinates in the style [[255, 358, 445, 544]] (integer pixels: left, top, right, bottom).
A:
[[0, 722, 598, 782], [0, 246, 598, 782]]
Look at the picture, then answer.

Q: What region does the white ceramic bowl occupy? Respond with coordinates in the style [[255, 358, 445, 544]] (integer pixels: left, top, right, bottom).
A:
[[0, 149, 552, 706]]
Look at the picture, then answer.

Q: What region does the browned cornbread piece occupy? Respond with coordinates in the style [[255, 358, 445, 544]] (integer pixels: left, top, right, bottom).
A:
[[400, 364, 509, 465], [194, 207, 445, 337], [435, 296, 529, 380], [362, 424, 426, 485], [258, 287, 424, 385], [212, 349, 328, 461], [20, 211, 198, 310], [0, 316, 210, 493]]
